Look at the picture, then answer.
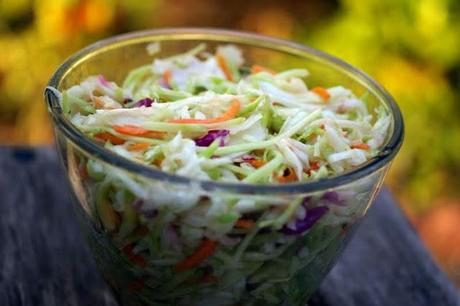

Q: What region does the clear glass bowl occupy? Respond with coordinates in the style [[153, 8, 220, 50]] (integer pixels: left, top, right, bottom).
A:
[[44, 29, 403, 306]]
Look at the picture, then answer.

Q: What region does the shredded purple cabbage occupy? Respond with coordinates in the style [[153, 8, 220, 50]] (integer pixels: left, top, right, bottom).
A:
[[281, 206, 329, 235], [163, 225, 181, 251], [132, 199, 157, 219], [132, 199, 143, 209], [98, 75, 111, 88], [194, 130, 230, 147], [322, 191, 345, 206], [143, 210, 158, 219], [136, 98, 154, 107], [242, 154, 256, 161]]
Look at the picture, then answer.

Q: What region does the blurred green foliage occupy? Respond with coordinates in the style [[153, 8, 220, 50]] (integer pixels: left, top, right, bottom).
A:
[[305, 0, 460, 211], [0, 0, 459, 213]]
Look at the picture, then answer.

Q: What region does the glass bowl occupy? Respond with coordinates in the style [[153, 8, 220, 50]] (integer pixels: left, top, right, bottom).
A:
[[44, 28, 403, 306]]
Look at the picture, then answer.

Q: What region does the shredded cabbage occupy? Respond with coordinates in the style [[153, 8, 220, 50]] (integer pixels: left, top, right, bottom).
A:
[[59, 43, 392, 305]]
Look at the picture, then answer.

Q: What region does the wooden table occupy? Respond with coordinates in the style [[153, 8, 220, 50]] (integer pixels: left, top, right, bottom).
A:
[[1, 147, 459, 306]]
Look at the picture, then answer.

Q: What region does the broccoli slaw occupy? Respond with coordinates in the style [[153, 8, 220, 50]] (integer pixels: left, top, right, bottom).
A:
[[58, 43, 390, 305]]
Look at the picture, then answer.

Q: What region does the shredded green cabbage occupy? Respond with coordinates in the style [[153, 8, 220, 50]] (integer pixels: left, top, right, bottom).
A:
[[60, 43, 391, 305]]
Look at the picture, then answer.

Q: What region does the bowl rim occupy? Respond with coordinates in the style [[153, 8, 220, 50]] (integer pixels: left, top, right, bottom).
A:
[[45, 28, 404, 194]]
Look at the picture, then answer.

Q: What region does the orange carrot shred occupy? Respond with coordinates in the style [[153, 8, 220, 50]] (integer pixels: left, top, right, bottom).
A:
[[153, 157, 163, 167], [246, 159, 266, 168], [310, 161, 320, 170], [215, 53, 234, 81], [132, 226, 149, 237], [127, 278, 145, 291], [351, 143, 370, 150], [235, 219, 255, 229], [174, 239, 218, 273], [122, 244, 148, 268], [312, 87, 330, 102], [251, 65, 275, 75], [277, 168, 298, 184], [127, 142, 151, 152], [95, 132, 125, 145], [163, 70, 172, 86], [169, 100, 240, 124], [113, 125, 166, 139], [145, 131, 167, 139], [92, 97, 104, 109], [304, 161, 320, 176], [201, 273, 218, 283], [78, 163, 88, 179], [113, 125, 150, 136]]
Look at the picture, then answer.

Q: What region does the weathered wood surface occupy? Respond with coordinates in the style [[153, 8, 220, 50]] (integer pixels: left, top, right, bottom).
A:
[[0, 147, 459, 306]]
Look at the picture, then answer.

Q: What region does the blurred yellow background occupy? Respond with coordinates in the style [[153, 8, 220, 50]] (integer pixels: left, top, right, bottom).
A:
[[1, 0, 459, 285]]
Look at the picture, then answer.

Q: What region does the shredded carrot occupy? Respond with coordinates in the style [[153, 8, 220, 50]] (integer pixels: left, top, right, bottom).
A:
[[312, 87, 330, 102], [153, 157, 163, 167], [98, 199, 120, 233], [145, 131, 166, 138], [246, 159, 266, 168], [128, 278, 146, 291], [127, 142, 151, 152], [185, 272, 218, 285], [131, 226, 149, 237], [201, 273, 218, 283], [113, 125, 150, 136], [95, 132, 125, 145], [341, 225, 349, 236], [337, 105, 347, 114], [235, 219, 255, 229], [122, 244, 148, 268], [113, 125, 165, 139], [310, 161, 320, 170], [351, 143, 370, 150], [308, 132, 319, 142], [163, 70, 172, 87], [174, 239, 218, 273], [169, 100, 240, 124], [215, 53, 234, 81], [277, 168, 298, 184], [78, 163, 88, 179], [91, 96, 104, 109], [251, 64, 275, 75], [304, 161, 320, 176]]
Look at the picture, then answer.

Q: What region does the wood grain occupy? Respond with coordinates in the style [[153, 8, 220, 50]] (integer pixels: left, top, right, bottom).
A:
[[0, 147, 458, 306]]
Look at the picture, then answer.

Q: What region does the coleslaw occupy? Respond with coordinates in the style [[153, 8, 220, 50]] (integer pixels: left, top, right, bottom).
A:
[[58, 43, 390, 305]]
